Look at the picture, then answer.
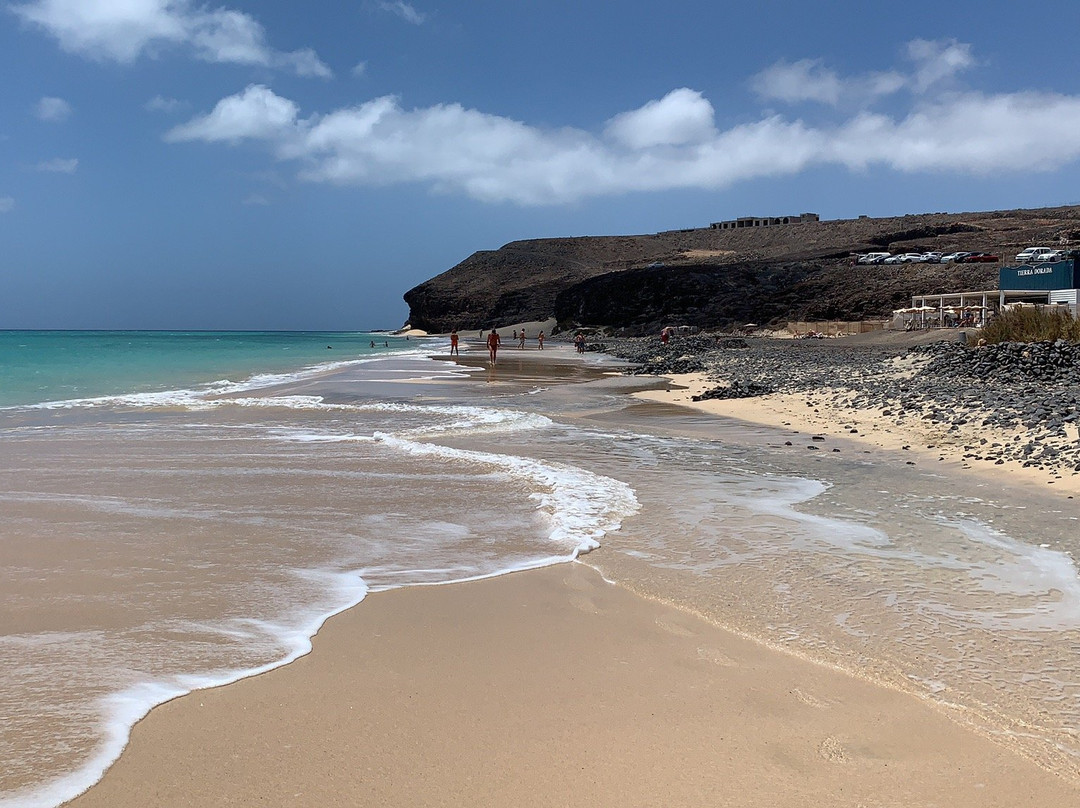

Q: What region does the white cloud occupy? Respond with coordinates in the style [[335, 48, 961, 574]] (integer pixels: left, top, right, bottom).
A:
[[830, 92, 1080, 173], [752, 38, 973, 107], [145, 94, 182, 113], [12, 0, 331, 77], [187, 7, 268, 65], [0, 197, 14, 213], [163, 86, 830, 203], [163, 45, 1080, 206], [378, 1, 426, 25], [352, 61, 368, 77], [604, 89, 717, 149], [278, 48, 332, 79], [165, 84, 299, 143], [752, 59, 909, 108], [34, 96, 72, 122], [34, 157, 78, 173], [751, 59, 845, 106], [906, 38, 975, 93], [14, 0, 184, 62]]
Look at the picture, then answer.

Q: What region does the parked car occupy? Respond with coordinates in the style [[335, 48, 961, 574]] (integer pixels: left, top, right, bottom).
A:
[[857, 252, 891, 264], [1015, 246, 1054, 262], [961, 253, 1000, 263], [939, 252, 972, 263], [920, 252, 944, 263], [1033, 250, 1065, 262], [885, 253, 925, 263]]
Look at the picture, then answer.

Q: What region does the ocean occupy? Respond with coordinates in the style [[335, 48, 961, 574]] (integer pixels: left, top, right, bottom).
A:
[[0, 331, 415, 408], [2, 332, 1080, 805]]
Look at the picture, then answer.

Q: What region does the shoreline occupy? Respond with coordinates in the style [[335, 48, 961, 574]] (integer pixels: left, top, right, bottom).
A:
[[65, 563, 1080, 807], [55, 340, 1080, 806], [602, 331, 1080, 500], [634, 370, 1080, 499]]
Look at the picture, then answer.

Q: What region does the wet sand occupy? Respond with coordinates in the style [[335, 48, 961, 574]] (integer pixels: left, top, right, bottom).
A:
[[62, 345, 1080, 806], [66, 563, 1079, 807], [634, 371, 1080, 499]]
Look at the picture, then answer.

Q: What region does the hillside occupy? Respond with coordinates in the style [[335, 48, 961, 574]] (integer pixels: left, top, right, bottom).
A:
[[402, 206, 1080, 334]]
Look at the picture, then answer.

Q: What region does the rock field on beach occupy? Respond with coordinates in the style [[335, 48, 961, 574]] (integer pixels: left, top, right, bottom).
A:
[[598, 335, 1080, 478]]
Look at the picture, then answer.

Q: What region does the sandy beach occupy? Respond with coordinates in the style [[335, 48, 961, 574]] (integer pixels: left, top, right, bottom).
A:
[[634, 370, 1080, 500], [52, 338, 1080, 807], [66, 563, 1079, 807]]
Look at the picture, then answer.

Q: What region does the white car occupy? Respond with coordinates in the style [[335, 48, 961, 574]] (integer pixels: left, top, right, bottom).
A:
[[920, 252, 943, 263], [857, 252, 891, 264], [940, 252, 972, 263], [884, 253, 924, 263], [1015, 246, 1054, 262], [1033, 250, 1065, 262]]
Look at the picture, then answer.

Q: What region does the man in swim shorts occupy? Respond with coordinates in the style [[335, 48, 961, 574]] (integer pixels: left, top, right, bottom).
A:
[[449, 329, 459, 356], [487, 329, 501, 364]]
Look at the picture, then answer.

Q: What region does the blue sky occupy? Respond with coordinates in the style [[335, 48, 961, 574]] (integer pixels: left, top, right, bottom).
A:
[[4, 1, 1080, 329]]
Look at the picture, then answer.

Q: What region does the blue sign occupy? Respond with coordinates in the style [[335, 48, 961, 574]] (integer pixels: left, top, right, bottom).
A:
[[999, 259, 1080, 291]]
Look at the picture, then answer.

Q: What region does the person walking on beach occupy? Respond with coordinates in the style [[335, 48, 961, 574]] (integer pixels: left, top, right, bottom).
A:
[[574, 332, 585, 353], [537, 331, 545, 350], [519, 330, 526, 349], [487, 329, 501, 364], [449, 329, 459, 357], [512, 329, 518, 343]]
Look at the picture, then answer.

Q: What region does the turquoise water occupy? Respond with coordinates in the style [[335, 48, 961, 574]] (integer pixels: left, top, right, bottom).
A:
[[0, 331, 408, 407]]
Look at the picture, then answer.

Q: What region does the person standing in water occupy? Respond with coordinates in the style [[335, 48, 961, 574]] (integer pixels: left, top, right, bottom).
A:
[[487, 329, 501, 364], [449, 329, 459, 357], [537, 331, 544, 350], [518, 330, 526, 349]]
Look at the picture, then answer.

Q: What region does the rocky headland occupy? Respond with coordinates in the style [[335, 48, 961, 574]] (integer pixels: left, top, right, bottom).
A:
[[403, 205, 1080, 334]]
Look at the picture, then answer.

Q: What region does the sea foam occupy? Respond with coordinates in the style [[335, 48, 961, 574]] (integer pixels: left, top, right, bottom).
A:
[[2, 385, 641, 808], [10, 349, 435, 412], [0, 567, 369, 808]]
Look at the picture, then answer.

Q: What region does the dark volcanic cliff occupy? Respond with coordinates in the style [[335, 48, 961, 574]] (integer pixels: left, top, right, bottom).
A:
[[402, 206, 1080, 333], [402, 236, 677, 333], [553, 261, 1001, 334]]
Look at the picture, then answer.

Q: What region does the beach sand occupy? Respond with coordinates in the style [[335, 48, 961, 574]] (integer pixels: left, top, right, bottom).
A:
[[61, 347, 1080, 807], [635, 372, 1080, 500], [66, 563, 1078, 807]]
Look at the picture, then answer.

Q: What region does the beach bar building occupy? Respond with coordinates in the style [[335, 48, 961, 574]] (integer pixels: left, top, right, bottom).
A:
[[998, 259, 1080, 314], [902, 290, 996, 329], [898, 256, 1080, 329]]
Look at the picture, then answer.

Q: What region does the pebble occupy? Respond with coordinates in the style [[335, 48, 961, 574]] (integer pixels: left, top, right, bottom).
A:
[[600, 334, 1080, 476]]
